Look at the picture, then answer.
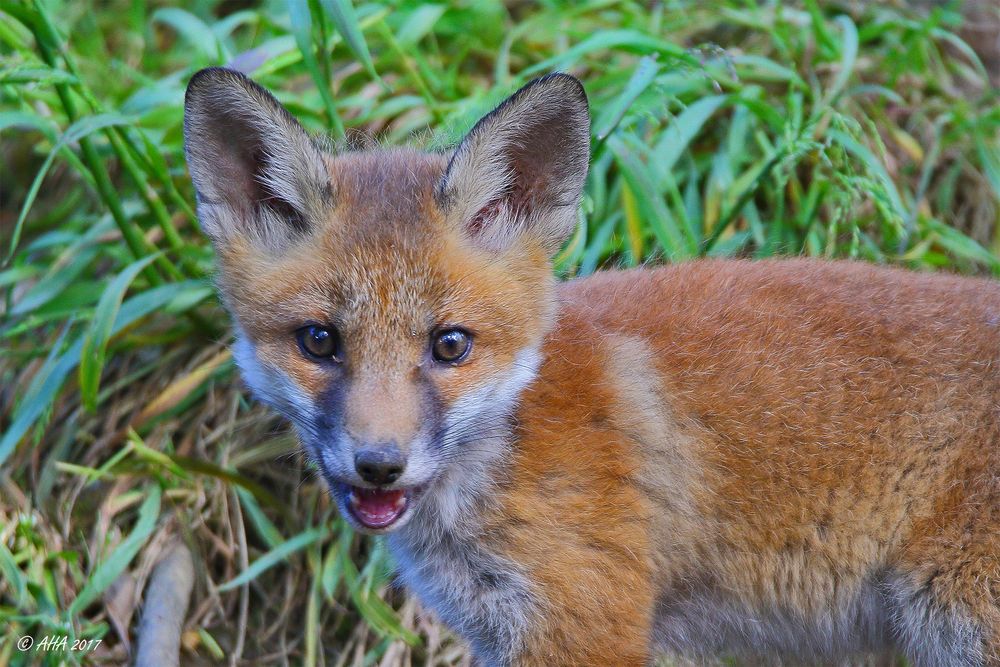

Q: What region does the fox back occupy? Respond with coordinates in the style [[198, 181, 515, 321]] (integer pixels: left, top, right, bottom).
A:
[[184, 68, 1000, 666]]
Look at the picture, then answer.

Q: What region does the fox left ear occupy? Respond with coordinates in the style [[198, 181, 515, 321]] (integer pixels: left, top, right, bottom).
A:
[[183, 67, 330, 252], [437, 73, 591, 254]]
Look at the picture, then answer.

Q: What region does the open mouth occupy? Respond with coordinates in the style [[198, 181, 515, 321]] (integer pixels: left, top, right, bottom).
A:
[[345, 485, 409, 529]]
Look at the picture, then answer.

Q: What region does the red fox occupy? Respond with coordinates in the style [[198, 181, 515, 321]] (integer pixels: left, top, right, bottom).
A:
[[184, 68, 1000, 666]]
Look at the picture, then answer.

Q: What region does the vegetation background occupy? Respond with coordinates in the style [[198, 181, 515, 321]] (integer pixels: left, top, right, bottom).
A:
[[1, 0, 998, 664]]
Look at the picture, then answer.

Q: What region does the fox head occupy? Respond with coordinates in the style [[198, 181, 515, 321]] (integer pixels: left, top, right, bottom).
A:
[[184, 68, 590, 533]]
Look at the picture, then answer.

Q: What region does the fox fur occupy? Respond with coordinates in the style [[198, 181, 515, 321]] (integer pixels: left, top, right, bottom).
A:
[[184, 67, 1000, 666]]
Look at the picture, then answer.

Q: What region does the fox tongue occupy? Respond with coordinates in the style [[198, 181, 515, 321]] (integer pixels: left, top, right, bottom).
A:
[[349, 487, 406, 528]]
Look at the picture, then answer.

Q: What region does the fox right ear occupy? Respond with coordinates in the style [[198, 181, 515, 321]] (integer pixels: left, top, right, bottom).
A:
[[183, 67, 330, 250], [437, 73, 591, 255]]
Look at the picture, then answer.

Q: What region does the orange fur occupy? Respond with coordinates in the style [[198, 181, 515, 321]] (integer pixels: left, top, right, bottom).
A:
[[509, 259, 1000, 663]]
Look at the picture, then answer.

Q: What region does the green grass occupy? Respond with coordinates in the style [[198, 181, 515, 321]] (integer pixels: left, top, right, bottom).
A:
[[1, 0, 998, 664]]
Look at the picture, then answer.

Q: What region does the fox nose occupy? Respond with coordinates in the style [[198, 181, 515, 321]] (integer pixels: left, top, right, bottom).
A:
[[354, 447, 405, 486]]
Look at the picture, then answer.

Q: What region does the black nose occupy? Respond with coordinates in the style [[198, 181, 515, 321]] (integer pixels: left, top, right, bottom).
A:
[[354, 447, 405, 485]]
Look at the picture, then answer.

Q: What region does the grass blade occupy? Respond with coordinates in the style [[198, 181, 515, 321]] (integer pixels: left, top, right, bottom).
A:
[[0, 541, 27, 608], [593, 56, 659, 144], [652, 95, 728, 177], [79, 253, 160, 412], [820, 15, 858, 108], [69, 485, 161, 615], [287, 0, 345, 137], [6, 113, 133, 264], [236, 487, 283, 549], [218, 525, 329, 591], [609, 135, 696, 258], [319, 0, 379, 81], [152, 8, 221, 62]]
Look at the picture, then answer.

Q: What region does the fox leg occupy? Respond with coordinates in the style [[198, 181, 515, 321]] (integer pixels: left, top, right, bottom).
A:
[[510, 531, 655, 666], [889, 522, 1000, 665], [887, 576, 989, 665], [497, 496, 656, 665], [517, 617, 652, 667]]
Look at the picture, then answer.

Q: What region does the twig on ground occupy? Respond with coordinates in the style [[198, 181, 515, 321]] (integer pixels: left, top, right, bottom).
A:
[[135, 540, 195, 667]]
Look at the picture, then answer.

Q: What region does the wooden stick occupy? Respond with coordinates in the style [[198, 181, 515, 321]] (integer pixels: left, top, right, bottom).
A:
[[134, 540, 194, 667]]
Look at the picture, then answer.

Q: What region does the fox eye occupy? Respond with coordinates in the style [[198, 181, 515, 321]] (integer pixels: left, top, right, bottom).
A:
[[432, 328, 472, 364], [297, 325, 341, 361]]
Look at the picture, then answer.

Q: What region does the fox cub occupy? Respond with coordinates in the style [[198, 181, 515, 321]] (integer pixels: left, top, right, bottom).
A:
[[184, 68, 1000, 666]]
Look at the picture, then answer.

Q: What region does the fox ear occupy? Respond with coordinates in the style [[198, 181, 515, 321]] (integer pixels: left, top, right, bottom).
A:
[[183, 67, 330, 250], [437, 73, 590, 254]]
